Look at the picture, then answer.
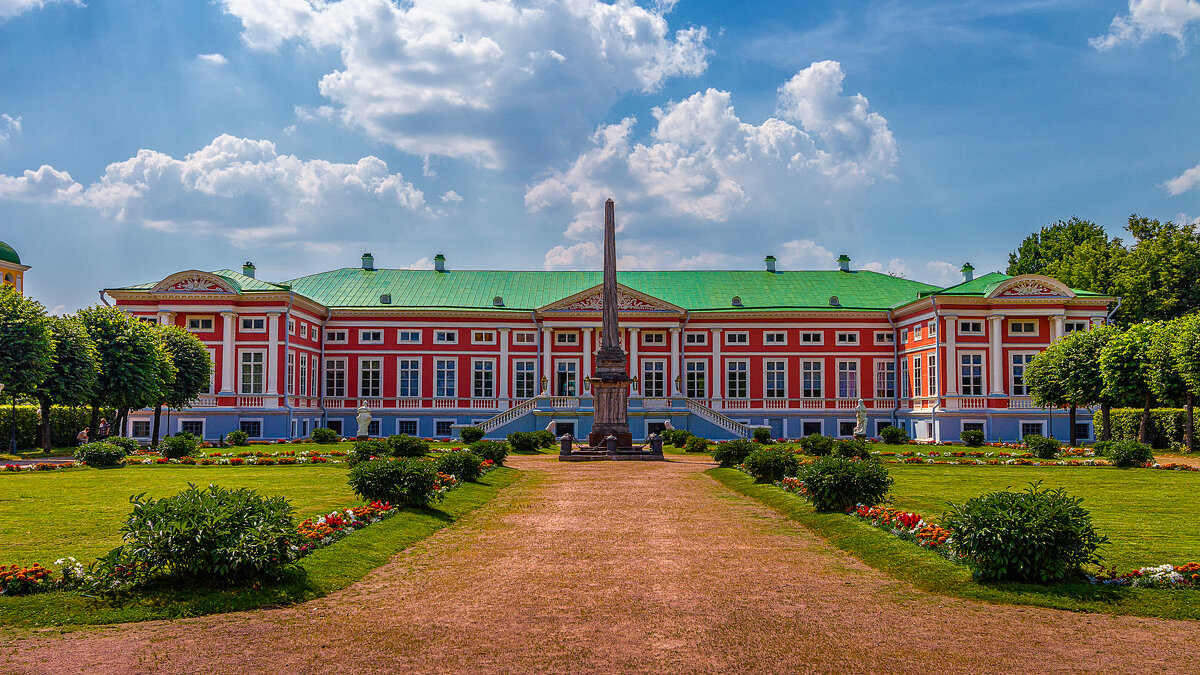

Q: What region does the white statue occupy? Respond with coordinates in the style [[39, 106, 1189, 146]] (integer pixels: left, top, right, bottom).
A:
[[356, 405, 372, 438], [853, 398, 868, 437], [545, 420, 557, 434]]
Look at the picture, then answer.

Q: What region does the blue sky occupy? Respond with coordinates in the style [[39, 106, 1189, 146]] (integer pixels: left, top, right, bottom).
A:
[[2, 0, 1199, 314]]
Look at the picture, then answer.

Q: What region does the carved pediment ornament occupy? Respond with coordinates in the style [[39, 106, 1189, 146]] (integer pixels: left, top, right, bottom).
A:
[[152, 272, 236, 294], [558, 291, 661, 312], [1000, 281, 1056, 296]]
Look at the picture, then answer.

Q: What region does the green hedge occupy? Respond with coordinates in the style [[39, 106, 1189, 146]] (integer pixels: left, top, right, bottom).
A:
[[1094, 408, 1188, 448], [0, 405, 116, 451]]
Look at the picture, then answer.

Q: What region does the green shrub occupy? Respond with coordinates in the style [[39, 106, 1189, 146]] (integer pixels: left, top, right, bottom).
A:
[[102, 484, 297, 586], [159, 432, 199, 459], [712, 439, 757, 468], [946, 482, 1108, 582], [960, 429, 985, 447], [1023, 434, 1060, 459], [1091, 440, 1114, 456], [670, 430, 694, 448], [348, 440, 389, 465], [798, 434, 834, 456], [878, 425, 909, 445], [1094, 408, 1187, 448], [752, 427, 775, 445], [225, 429, 249, 446], [507, 431, 542, 453], [684, 436, 711, 453], [459, 426, 485, 444], [533, 430, 556, 447], [310, 427, 339, 444], [470, 440, 509, 466], [742, 446, 800, 482], [1106, 440, 1155, 468], [797, 456, 893, 512], [0, 404, 116, 451], [107, 436, 140, 454], [348, 458, 440, 507], [74, 442, 126, 468], [386, 434, 430, 458], [437, 449, 483, 482], [834, 439, 871, 460]]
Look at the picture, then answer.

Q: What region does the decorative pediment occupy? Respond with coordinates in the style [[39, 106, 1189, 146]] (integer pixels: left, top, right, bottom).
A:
[[538, 284, 683, 315], [151, 271, 238, 295], [986, 275, 1074, 299]]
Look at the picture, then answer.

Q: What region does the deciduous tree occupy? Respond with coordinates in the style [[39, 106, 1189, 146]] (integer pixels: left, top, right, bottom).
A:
[[77, 306, 173, 439], [34, 316, 99, 450], [1099, 322, 1157, 444], [1170, 313, 1200, 452], [152, 325, 213, 448], [1024, 325, 1115, 445], [0, 285, 54, 403]]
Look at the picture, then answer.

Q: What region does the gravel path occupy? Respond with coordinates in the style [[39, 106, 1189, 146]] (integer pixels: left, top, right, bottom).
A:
[[4, 455, 1198, 674]]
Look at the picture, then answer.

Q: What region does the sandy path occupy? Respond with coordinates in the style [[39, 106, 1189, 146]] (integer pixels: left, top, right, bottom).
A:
[[4, 455, 1199, 674]]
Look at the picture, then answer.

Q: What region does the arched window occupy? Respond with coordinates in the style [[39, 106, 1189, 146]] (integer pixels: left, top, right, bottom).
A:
[[2, 273, 14, 286]]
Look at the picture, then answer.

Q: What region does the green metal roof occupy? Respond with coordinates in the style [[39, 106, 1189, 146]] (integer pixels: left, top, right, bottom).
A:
[[0, 240, 20, 265], [111, 270, 290, 293], [922, 271, 1107, 298], [281, 268, 940, 311]]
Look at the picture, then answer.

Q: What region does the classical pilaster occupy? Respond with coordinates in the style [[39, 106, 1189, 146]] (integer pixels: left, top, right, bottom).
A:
[[157, 311, 176, 326], [581, 327, 593, 394], [498, 328, 510, 402], [628, 327, 640, 394], [711, 328, 723, 400], [988, 314, 1005, 395], [669, 327, 681, 395], [1050, 314, 1067, 341], [266, 311, 281, 396], [542, 326, 553, 394], [943, 317, 958, 397], [220, 312, 237, 394]]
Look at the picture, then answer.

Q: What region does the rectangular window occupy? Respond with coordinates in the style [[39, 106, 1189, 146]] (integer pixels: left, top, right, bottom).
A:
[[186, 317, 213, 331], [555, 361, 577, 396], [325, 359, 346, 398], [874, 331, 894, 345], [963, 422, 985, 434], [435, 359, 457, 398], [901, 328, 909, 343], [435, 420, 454, 437], [960, 353, 984, 396], [800, 332, 823, 344], [514, 331, 536, 344], [514, 360, 537, 399], [642, 332, 665, 345], [240, 352, 264, 394], [368, 420, 381, 437], [1021, 421, 1045, 439], [397, 420, 418, 436], [928, 355, 937, 395], [838, 421, 857, 437], [180, 420, 205, 438], [473, 360, 495, 398], [472, 331, 496, 345], [875, 361, 895, 399], [685, 361, 706, 398], [286, 352, 295, 395], [928, 321, 937, 337], [1009, 321, 1037, 336], [398, 359, 420, 398], [239, 420, 262, 438], [131, 421, 150, 438], [725, 332, 749, 345], [836, 331, 859, 345], [288, 318, 296, 335], [360, 330, 383, 344], [913, 356, 923, 397], [1011, 353, 1034, 396], [916, 326, 925, 341], [837, 361, 858, 398], [959, 321, 984, 335], [765, 360, 786, 398], [435, 330, 458, 344], [298, 354, 308, 396], [325, 330, 347, 343], [764, 332, 786, 345], [555, 332, 578, 345], [900, 357, 910, 400], [802, 421, 823, 437], [359, 359, 382, 398], [241, 317, 265, 332], [642, 360, 665, 397], [802, 360, 823, 398], [684, 332, 707, 345], [726, 361, 748, 398], [397, 330, 421, 344], [1065, 321, 1089, 334], [300, 323, 308, 339], [1074, 422, 1092, 440]]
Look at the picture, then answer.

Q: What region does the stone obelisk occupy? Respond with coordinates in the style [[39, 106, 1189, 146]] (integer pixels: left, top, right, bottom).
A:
[[588, 198, 633, 452]]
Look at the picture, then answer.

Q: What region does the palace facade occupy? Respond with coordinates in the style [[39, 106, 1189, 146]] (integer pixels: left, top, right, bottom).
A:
[[105, 253, 1116, 443]]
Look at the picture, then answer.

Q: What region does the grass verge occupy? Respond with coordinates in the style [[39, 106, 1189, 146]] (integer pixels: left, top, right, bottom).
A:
[[707, 467, 1200, 622], [0, 467, 519, 629]]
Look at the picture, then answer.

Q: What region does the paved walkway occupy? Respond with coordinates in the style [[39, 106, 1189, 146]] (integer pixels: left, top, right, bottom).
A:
[[4, 455, 1199, 674]]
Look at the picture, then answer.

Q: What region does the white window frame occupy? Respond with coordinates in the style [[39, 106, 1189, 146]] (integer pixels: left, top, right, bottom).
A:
[[874, 331, 894, 345], [472, 330, 497, 345], [130, 420, 151, 439], [928, 321, 937, 337], [901, 328, 909, 343], [914, 325, 923, 341], [514, 331, 537, 345], [435, 359, 457, 398], [325, 358, 346, 398], [396, 418, 419, 436], [800, 332, 823, 345], [836, 331, 859, 346], [239, 418, 265, 439], [725, 331, 749, 346], [928, 354, 938, 396], [397, 358, 421, 398], [178, 418, 206, 439], [800, 419, 824, 437], [1064, 320, 1089, 334], [1019, 420, 1046, 440], [913, 355, 923, 397], [1008, 320, 1038, 337], [359, 358, 383, 398], [684, 359, 707, 398], [286, 352, 295, 395], [961, 419, 986, 436], [241, 316, 266, 332], [239, 350, 265, 395], [434, 330, 458, 345], [725, 359, 749, 398], [642, 331, 666, 346], [434, 419, 456, 438], [836, 419, 856, 438], [359, 330, 384, 344], [684, 332, 707, 346], [642, 359, 667, 397], [1074, 420, 1093, 441], [325, 330, 348, 344], [300, 323, 308, 339], [298, 353, 308, 396], [958, 320, 984, 335], [836, 359, 859, 399], [763, 332, 787, 346], [288, 318, 296, 335], [764, 360, 786, 399], [801, 360, 823, 399], [555, 359, 579, 396], [186, 316, 214, 332], [397, 330, 421, 344], [513, 359, 538, 399], [555, 331, 579, 345], [874, 360, 895, 399], [959, 351, 986, 397], [472, 359, 496, 398], [1010, 352, 1036, 396]]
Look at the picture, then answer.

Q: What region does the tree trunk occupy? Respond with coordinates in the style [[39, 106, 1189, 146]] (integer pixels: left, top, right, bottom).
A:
[[88, 404, 100, 443], [152, 404, 163, 449], [1139, 394, 1151, 445], [116, 407, 129, 437], [38, 396, 52, 451], [1101, 402, 1111, 441], [1187, 393, 1195, 454], [1069, 405, 1078, 447]]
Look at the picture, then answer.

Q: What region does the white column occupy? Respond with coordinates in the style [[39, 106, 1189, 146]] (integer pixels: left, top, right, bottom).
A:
[[1050, 314, 1066, 341], [581, 327, 593, 395], [157, 310, 175, 326], [943, 317, 958, 397], [498, 328, 510, 402], [669, 327, 682, 395], [266, 311, 281, 396], [542, 327, 553, 394], [220, 312, 237, 394], [628, 327, 640, 395], [711, 328, 723, 401], [988, 314, 1005, 395]]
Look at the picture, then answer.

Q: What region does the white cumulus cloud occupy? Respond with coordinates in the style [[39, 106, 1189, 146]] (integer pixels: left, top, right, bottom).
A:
[[0, 113, 20, 141], [219, 0, 709, 168], [0, 0, 80, 21], [1165, 162, 1200, 194], [1090, 0, 1200, 51], [197, 53, 229, 65]]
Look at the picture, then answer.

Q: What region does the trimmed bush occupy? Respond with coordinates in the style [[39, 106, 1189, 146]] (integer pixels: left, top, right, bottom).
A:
[[670, 430, 694, 448], [74, 442, 126, 468], [107, 436, 140, 454], [797, 455, 893, 512], [0, 404, 116, 451], [459, 426, 485, 444], [946, 482, 1108, 582], [1106, 440, 1155, 468], [225, 429, 249, 446], [834, 439, 871, 460], [960, 429, 985, 447], [437, 449, 484, 482], [712, 439, 756, 468], [159, 432, 199, 459], [684, 436, 711, 453], [347, 458, 440, 507], [879, 425, 909, 445], [348, 439, 389, 465], [310, 427, 339, 444], [1023, 434, 1060, 459], [386, 434, 430, 458], [798, 434, 834, 457], [752, 427, 775, 445], [742, 446, 800, 482], [1094, 408, 1187, 448], [507, 431, 542, 453], [470, 440, 508, 466], [533, 430, 556, 448]]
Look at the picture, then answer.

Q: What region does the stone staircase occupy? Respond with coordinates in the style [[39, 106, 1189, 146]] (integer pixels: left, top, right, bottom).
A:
[[685, 398, 752, 438], [473, 397, 539, 435]]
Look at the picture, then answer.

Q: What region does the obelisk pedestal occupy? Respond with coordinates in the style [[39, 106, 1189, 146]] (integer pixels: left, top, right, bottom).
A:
[[587, 198, 635, 452]]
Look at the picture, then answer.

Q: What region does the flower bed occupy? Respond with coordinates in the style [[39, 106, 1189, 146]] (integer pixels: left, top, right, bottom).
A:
[[3, 462, 81, 472], [295, 500, 398, 553], [1091, 563, 1200, 589]]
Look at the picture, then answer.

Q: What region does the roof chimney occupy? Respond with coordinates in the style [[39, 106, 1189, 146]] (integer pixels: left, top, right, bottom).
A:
[[961, 262, 975, 283], [361, 253, 375, 271], [837, 254, 851, 272], [765, 255, 777, 273], [434, 253, 446, 273], [242, 261, 256, 278]]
